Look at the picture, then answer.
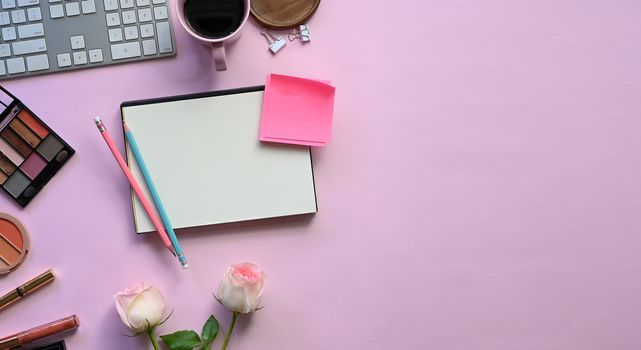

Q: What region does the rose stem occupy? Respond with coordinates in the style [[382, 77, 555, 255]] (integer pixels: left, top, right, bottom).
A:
[[147, 327, 160, 350], [220, 312, 239, 350]]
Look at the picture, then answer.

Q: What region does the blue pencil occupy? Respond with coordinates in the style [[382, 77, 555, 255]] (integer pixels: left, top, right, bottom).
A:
[[124, 123, 189, 269]]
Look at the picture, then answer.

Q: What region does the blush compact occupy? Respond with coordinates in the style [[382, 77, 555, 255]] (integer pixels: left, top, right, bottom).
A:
[[0, 213, 29, 274]]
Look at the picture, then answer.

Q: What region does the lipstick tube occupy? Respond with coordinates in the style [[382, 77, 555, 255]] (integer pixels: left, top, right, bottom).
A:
[[0, 315, 79, 349], [0, 270, 55, 311]]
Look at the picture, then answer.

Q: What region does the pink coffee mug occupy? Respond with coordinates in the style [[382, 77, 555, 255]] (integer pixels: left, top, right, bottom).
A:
[[175, 0, 251, 71]]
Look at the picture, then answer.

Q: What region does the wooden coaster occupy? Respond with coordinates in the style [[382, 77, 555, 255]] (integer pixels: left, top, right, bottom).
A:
[[250, 0, 320, 29]]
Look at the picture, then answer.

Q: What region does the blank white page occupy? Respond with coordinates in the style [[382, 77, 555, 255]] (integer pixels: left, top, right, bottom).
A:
[[122, 89, 317, 233]]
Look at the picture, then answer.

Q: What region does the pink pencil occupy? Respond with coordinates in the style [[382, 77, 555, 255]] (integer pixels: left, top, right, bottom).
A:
[[94, 117, 176, 257]]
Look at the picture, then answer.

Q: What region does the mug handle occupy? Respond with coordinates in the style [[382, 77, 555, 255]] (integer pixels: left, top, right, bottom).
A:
[[212, 43, 227, 71]]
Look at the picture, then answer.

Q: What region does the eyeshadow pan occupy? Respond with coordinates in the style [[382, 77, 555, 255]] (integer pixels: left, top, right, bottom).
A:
[[21, 152, 46, 180], [0, 153, 15, 175], [4, 171, 29, 198], [1, 127, 32, 157], [0, 171, 6, 184], [18, 109, 49, 139], [9, 118, 41, 147], [0, 137, 24, 165], [37, 134, 64, 161]]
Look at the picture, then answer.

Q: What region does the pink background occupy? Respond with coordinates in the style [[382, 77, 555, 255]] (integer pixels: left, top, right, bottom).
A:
[[1, 0, 641, 349]]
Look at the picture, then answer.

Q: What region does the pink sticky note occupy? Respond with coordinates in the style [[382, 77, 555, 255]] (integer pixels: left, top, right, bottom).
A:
[[260, 74, 335, 147]]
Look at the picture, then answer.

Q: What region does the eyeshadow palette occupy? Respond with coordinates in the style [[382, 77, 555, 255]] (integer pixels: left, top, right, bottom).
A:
[[29, 340, 67, 350], [0, 213, 29, 274], [0, 86, 74, 207]]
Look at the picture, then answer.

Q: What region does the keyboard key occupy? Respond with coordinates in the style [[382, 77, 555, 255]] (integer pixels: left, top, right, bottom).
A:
[[80, 0, 94, 13], [73, 50, 87, 64], [26, 54, 48, 71], [0, 61, 5, 75], [17, 23, 43, 38], [110, 41, 140, 60], [142, 39, 155, 55], [121, 9, 134, 24], [6, 57, 24, 73], [152, 5, 166, 20], [123, 25, 137, 39], [0, 12, 8, 24], [102, 0, 116, 10], [88, 48, 102, 62], [1, 0, 15, 10], [11, 38, 45, 55], [119, 0, 132, 8], [56, 52, 70, 67], [139, 23, 153, 37], [135, 0, 148, 5], [156, 21, 171, 53], [1, 27, 16, 40], [11, 9, 25, 23], [0, 43, 9, 57], [151, 0, 163, 4], [48, 0, 60, 2], [26, 7, 41, 20], [107, 27, 121, 42], [105, 12, 119, 26], [70, 35, 84, 49], [17, 0, 38, 6], [65, 2, 79, 16], [49, 4, 63, 18], [137, 7, 150, 22]]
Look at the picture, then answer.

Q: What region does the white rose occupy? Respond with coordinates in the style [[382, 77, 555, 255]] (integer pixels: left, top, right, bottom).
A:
[[115, 283, 166, 333], [217, 263, 266, 314]]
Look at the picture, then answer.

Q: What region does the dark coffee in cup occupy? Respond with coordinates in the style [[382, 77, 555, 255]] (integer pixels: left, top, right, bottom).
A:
[[184, 0, 245, 39]]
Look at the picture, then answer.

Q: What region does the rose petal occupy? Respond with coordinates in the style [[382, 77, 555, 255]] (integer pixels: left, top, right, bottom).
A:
[[232, 263, 261, 282], [220, 282, 251, 313], [126, 287, 165, 332], [218, 264, 266, 313], [114, 282, 147, 328]]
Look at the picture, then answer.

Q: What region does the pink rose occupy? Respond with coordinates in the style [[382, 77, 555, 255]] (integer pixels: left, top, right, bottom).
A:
[[115, 283, 166, 333], [217, 263, 266, 314]]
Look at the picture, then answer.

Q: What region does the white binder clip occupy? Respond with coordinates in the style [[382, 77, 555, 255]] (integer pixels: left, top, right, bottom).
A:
[[288, 24, 311, 43], [260, 28, 287, 54]]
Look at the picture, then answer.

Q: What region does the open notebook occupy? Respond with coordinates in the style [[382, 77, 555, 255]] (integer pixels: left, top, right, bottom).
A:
[[121, 87, 318, 234]]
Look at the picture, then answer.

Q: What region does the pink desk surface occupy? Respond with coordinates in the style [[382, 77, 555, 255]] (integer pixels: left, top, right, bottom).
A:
[[1, 1, 641, 349]]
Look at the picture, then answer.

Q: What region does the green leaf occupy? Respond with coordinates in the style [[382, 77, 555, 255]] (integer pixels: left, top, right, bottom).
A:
[[160, 330, 202, 350], [201, 315, 219, 345]]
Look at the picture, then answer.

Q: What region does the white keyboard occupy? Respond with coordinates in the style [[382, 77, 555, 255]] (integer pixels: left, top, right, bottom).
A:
[[0, 0, 176, 79]]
